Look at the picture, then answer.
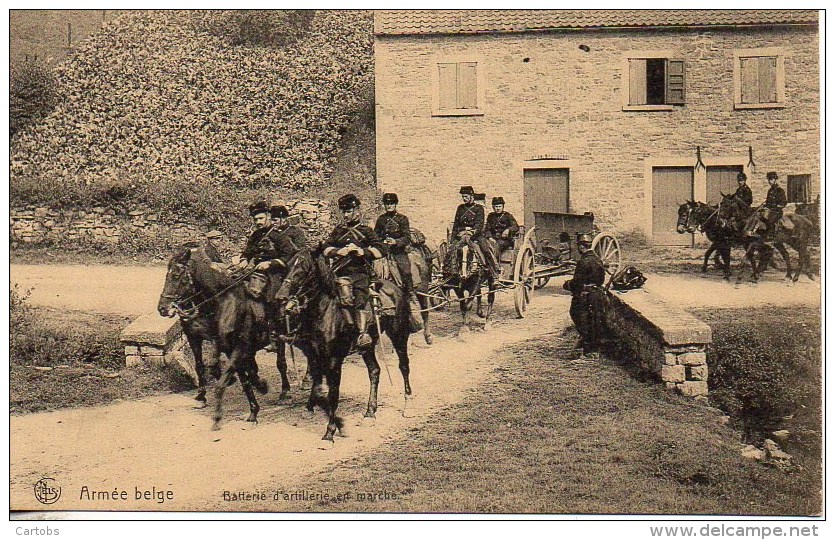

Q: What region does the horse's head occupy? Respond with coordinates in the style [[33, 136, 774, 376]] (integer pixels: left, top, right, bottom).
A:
[[158, 245, 197, 317], [274, 249, 320, 314], [676, 201, 700, 233]]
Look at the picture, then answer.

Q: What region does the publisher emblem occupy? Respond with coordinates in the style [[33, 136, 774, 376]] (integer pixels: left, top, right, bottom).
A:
[[34, 478, 61, 505]]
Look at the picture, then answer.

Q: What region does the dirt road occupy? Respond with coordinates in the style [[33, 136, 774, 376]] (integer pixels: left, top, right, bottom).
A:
[[10, 291, 575, 511]]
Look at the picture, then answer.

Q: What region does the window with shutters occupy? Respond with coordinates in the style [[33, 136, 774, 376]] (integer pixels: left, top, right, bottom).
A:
[[432, 59, 484, 117], [734, 48, 786, 109], [623, 55, 685, 111]]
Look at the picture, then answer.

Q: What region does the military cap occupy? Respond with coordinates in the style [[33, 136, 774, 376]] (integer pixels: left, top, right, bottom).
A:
[[766, 171, 779, 180], [459, 185, 475, 195], [737, 172, 747, 181], [270, 205, 289, 219], [205, 230, 222, 239], [576, 232, 594, 244], [248, 200, 269, 217], [338, 193, 361, 210], [382, 193, 399, 205], [492, 196, 505, 206]]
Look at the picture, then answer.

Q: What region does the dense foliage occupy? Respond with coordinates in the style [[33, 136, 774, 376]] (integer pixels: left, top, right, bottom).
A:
[[10, 62, 58, 136], [10, 10, 374, 212]]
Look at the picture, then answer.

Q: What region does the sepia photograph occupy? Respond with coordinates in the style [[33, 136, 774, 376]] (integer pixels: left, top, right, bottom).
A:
[[6, 6, 824, 521]]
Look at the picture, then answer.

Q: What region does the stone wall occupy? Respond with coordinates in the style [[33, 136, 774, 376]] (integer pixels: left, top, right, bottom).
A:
[[605, 289, 712, 397], [375, 25, 820, 242], [9, 198, 333, 251]]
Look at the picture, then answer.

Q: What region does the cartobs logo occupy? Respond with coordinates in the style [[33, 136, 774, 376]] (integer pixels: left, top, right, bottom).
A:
[[34, 478, 61, 505]]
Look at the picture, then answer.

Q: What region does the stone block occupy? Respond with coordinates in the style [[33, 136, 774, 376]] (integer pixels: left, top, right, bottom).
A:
[[120, 313, 182, 347], [141, 346, 164, 356], [679, 351, 707, 366], [663, 352, 679, 365], [679, 381, 709, 397], [688, 364, 708, 381], [125, 355, 142, 367], [661, 365, 686, 383], [147, 353, 166, 367], [124, 345, 139, 356]]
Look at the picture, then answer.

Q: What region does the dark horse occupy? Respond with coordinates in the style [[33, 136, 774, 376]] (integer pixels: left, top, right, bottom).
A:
[[274, 249, 415, 442], [441, 233, 497, 334], [380, 250, 435, 345], [676, 200, 737, 280], [718, 195, 817, 282], [158, 244, 292, 429]]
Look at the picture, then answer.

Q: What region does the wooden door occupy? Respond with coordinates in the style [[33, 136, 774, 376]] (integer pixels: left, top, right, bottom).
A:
[[706, 165, 743, 206], [652, 166, 693, 246], [523, 168, 568, 230]]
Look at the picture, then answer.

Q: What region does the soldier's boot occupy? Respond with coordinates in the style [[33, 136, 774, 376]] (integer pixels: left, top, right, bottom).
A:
[[407, 289, 423, 333], [355, 309, 373, 349]]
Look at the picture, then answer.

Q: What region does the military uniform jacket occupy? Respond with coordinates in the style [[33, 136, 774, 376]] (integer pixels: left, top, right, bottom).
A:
[[374, 212, 411, 254], [765, 185, 787, 210], [323, 220, 388, 276], [451, 203, 485, 238], [273, 224, 307, 265], [485, 211, 520, 240], [734, 184, 753, 207], [241, 226, 281, 268], [565, 250, 605, 296]]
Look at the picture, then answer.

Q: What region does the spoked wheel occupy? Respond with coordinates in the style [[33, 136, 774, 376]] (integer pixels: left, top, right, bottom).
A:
[[513, 245, 535, 318], [591, 232, 622, 276], [430, 241, 450, 309], [532, 253, 551, 290]]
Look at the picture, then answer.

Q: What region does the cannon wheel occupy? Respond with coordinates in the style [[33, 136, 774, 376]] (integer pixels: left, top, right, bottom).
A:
[[513, 229, 537, 318], [591, 232, 622, 276]]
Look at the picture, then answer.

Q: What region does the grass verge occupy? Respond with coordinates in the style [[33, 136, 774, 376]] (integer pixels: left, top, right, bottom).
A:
[[236, 331, 821, 515]]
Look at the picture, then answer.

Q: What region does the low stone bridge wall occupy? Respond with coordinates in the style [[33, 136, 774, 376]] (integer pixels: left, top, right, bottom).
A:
[[119, 313, 197, 385], [605, 289, 711, 397]]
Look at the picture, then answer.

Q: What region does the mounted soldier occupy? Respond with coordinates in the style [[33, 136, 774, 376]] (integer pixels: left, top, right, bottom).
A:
[[762, 171, 788, 240], [563, 232, 607, 357], [204, 230, 224, 264], [323, 194, 388, 349], [482, 196, 519, 276], [734, 172, 753, 208], [269, 204, 307, 268], [447, 185, 487, 275], [374, 192, 422, 330]]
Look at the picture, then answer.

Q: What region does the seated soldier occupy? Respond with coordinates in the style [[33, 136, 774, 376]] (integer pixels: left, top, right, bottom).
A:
[[269, 204, 307, 267], [374, 192, 422, 330], [204, 230, 224, 263], [323, 194, 387, 348], [448, 185, 486, 275], [482, 196, 519, 277], [761, 171, 788, 240]]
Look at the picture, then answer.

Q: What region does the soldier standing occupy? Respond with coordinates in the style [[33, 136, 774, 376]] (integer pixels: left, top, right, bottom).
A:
[[762, 171, 787, 240], [563, 232, 607, 357], [323, 194, 388, 348], [374, 193, 422, 329]]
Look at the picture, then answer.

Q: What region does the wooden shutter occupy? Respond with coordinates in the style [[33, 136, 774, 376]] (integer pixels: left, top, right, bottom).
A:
[[457, 62, 478, 109], [758, 56, 778, 103], [438, 63, 457, 110], [740, 57, 759, 104], [665, 59, 685, 105], [629, 58, 647, 105]]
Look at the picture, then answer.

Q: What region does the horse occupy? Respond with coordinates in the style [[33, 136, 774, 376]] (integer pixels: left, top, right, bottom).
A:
[[274, 248, 415, 442], [710, 195, 780, 283], [441, 232, 497, 334], [676, 200, 736, 280], [378, 249, 435, 345], [733, 199, 817, 282], [157, 244, 292, 430]]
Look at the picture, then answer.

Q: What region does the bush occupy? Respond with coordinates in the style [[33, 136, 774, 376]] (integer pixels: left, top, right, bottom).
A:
[[10, 285, 126, 370], [197, 10, 315, 48], [10, 62, 58, 136], [695, 307, 821, 440]]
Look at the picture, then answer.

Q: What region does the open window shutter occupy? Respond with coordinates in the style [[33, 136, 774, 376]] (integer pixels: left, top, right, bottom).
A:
[[457, 62, 478, 109], [628, 59, 647, 105], [438, 63, 457, 109], [665, 59, 685, 105], [758, 56, 778, 103], [740, 57, 759, 104]]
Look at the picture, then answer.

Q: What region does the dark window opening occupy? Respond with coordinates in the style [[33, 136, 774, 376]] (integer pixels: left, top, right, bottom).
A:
[[646, 58, 666, 105], [787, 174, 811, 204]]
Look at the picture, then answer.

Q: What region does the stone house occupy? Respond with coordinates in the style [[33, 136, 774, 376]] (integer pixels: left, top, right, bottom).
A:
[[373, 10, 820, 245]]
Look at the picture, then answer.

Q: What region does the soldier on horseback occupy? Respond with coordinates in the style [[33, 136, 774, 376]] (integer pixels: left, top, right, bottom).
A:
[[270, 204, 307, 264], [323, 194, 388, 349], [448, 185, 490, 276], [374, 192, 422, 330], [563, 232, 607, 357], [734, 172, 753, 208], [762, 171, 788, 241], [483, 196, 520, 274]]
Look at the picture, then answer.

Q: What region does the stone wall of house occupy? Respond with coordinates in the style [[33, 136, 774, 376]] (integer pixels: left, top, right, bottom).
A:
[[605, 289, 712, 397], [9, 198, 333, 251], [375, 25, 819, 242]]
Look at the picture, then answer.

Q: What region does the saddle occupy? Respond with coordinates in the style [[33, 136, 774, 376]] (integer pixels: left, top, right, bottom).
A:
[[780, 215, 795, 231]]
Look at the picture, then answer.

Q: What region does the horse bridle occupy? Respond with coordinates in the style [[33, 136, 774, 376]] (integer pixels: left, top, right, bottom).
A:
[[160, 259, 202, 317]]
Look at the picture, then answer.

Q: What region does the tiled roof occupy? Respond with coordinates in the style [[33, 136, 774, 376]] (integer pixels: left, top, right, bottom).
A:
[[375, 10, 819, 35]]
